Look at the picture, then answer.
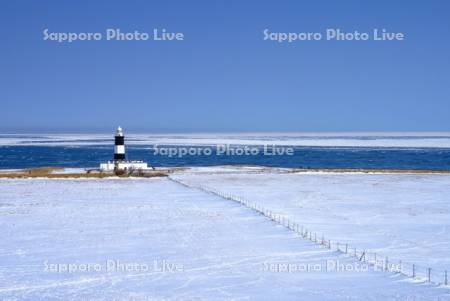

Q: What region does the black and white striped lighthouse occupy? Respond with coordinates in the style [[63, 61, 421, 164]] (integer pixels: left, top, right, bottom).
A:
[[114, 126, 126, 160], [99, 127, 149, 171]]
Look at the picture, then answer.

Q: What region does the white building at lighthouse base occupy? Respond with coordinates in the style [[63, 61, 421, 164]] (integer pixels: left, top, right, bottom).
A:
[[99, 160, 149, 172]]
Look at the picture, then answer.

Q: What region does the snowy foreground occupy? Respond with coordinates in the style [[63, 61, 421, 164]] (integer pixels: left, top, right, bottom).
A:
[[1, 173, 450, 300], [174, 167, 450, 272]]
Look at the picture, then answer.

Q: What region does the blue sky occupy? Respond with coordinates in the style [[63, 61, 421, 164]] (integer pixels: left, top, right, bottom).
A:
[[1, 1, 449, 133]]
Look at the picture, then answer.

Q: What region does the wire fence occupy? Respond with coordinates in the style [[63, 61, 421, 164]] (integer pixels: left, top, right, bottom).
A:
[[169, 176, 449, 287]]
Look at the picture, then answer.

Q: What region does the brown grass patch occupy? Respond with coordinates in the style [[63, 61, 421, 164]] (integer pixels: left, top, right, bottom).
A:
[[0, 167, 168, 179]]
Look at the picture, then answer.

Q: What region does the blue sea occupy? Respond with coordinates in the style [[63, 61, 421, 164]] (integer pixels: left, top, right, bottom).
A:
[[1, 134, 450, 170]]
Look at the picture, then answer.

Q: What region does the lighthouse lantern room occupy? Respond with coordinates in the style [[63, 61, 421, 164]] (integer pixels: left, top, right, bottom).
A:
[[99, 127, 149, 172]]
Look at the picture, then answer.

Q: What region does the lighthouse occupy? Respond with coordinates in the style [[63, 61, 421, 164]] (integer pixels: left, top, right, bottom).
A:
[[99, 127, 149, 172], [114, 126, 126, 160]]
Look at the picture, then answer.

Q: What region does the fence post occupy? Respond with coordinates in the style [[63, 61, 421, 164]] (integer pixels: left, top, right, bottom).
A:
[[354, 248, 357, 257], [428, 268, 431, 282], [385, 257, 389, 271], [445, 270, 448, 286], [345, 244, 348, 253], [337, 242, 339, 251], [374, 253, 377, 266], [412, 264, 415, 278], [314, 233, 317, 243], [328, 240, 331, 249], [398, 260, 402, 273]]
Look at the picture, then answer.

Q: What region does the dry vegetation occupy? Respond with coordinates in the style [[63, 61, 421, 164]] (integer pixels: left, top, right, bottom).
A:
[[0, 167, 168, 179]]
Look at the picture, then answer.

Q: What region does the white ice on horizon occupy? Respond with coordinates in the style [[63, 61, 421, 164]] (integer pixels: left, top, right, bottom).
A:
[[2, 133, 450, 148], [1, 177, 449, 300]]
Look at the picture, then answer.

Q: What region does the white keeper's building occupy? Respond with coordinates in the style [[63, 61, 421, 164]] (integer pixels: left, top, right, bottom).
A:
[[99, 127, 149, 172]]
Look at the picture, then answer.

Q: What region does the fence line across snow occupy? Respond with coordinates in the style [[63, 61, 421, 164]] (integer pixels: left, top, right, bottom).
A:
[[168, 176, 449, 287]]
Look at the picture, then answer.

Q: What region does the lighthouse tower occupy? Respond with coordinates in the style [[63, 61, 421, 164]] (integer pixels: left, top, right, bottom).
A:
[[114, 126, 125, 160], [99, 127, 149, 172]]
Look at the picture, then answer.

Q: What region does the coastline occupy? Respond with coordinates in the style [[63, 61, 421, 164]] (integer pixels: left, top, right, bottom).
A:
[[0, 167, 169, 179], [1, 165, 449, 179]]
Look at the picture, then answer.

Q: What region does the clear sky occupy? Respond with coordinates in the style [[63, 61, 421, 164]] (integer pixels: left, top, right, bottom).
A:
[[1, 0, 449, 133]]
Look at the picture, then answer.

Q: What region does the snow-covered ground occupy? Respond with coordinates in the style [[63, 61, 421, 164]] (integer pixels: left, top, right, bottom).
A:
[[49, 168, 87, 174], [174, 167, 450, 277], [1, 177, 449, 300]]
